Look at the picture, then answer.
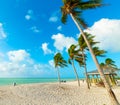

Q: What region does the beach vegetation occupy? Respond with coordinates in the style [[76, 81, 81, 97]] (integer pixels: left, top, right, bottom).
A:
[[68, 44, 81, 86], [60, 0, 119, 104], [54, 52, 67, 84], [100, 58, 119, 73], [78, 32, 99, 89]]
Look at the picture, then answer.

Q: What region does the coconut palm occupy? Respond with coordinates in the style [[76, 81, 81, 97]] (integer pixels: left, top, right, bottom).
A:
[[78, 32, 99, 89], [100, 58, 118, 86], [68, 44, 82, 86], [105, 58, 118, 72], [61, 0, 119, 104], [54, 52, 67, 84], [100, 58, 118, 73], [100, 62, 106, 69]]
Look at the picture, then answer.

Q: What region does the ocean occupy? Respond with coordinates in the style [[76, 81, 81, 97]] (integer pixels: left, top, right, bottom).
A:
[[0, 78, 76, 86]]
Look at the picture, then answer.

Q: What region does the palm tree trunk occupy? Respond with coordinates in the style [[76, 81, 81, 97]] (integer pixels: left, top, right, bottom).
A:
[[70, 13, 119, 105], [71, 59, 80, 87], [57, 67, 61, 84], [82, 51, 90, 89]]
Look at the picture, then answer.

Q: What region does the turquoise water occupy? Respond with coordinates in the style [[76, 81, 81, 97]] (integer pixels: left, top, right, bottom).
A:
[[0, 78, 75, 86]]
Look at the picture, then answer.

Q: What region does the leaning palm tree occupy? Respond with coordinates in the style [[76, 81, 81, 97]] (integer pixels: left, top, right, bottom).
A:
[[54, 52, 67, 84], [78, 32, 99, 89], [68, 44, 82, 87], [61, 0, 119, 104]]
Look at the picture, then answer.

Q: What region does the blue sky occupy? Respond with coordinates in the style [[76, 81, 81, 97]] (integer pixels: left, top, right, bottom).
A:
[[0, 0, 120, 78]]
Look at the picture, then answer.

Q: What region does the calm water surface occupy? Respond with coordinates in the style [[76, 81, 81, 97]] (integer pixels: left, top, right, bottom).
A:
[[0, 78, 76, 86]]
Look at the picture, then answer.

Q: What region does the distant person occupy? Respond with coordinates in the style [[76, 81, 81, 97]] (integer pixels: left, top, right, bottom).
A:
[[82, 80, 84, 83], [13, 82, 16, 86]]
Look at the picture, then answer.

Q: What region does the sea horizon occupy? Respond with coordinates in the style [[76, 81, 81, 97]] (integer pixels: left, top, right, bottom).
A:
[[0, 77, 85, 86]]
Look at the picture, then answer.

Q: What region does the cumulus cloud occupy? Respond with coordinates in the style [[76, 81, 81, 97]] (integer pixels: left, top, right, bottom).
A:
[[49, 16, 58, 22], [7, 50, 31, 63], [41, 43, 53, 55], [51, 33, 77, 51], [85, 18, 120, 52], [0, 23, 7, 39], [0, 49, 55, 77], [57, 25, 62, 31]]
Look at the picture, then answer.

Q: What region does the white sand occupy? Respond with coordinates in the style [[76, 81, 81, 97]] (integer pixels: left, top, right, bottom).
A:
[[0, 81, 120, 105]]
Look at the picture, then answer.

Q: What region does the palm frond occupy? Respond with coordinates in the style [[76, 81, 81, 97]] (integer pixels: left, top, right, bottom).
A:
[[53, 52, 67, 68], [68, 59, 72, 64], [62, 0, 70, 4], [61, 13, 68, 24], [92, 47, 106, 57], [72, 10, 81, 16], [77, 1, 103, 10], [76, 17, 88, 29]]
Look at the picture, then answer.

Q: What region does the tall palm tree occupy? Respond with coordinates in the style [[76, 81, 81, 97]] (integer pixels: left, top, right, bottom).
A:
[[61, 0, 119, 104], [54, 52, 67, 84], [78, 32, 99, 89], [68, 44, 82, 87]]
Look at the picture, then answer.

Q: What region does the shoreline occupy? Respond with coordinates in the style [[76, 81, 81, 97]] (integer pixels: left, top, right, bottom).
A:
[[0, 78, 80, 86], [0, 80, 120, 105]]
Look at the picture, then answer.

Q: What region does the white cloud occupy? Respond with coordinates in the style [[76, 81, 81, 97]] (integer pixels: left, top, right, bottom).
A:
[[41, 43, 53, 55], [85, 18, 120, 52], [30, 26, 40, 33], [0, 52, 4, 58], [57, 25, 62, 31], [49, 16, 58, 22], [25, 9, 34, 20], [0, 23, 7, 39], [25, 15, 31, 20], [52, 33, 77, 51], [7, 50, 31, 63], [48, 60, 54, 68], [0, 49, 55, 77]]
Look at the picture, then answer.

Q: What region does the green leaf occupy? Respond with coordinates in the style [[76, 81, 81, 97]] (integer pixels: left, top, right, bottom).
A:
[[62, 0, 69, 4], [76, 17, 88, 29], [68, 59, 72, 64], [61, 13, 68, 24], [77, 1, 103, 10]]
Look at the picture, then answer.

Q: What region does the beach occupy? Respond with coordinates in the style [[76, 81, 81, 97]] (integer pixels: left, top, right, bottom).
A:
[[0, 81, 120, 105]]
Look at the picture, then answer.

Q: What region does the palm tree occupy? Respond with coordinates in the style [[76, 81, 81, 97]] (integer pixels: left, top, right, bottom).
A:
[[78, 32, 99, 89], [100, 62, 106, 69], [61, 0, 119, 104], [54, 52, 67, 84], [100, 58, 118, 73], [68, 44, 82, 86], [105, 58, 118, 73], [100, 58, 118, 86]]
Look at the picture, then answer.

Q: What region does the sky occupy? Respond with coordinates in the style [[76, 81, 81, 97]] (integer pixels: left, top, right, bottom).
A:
[[0, 0, 120, 78]]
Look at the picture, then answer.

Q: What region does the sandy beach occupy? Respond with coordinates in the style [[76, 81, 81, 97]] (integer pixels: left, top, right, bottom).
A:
[[0, 81, 120, 105]]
